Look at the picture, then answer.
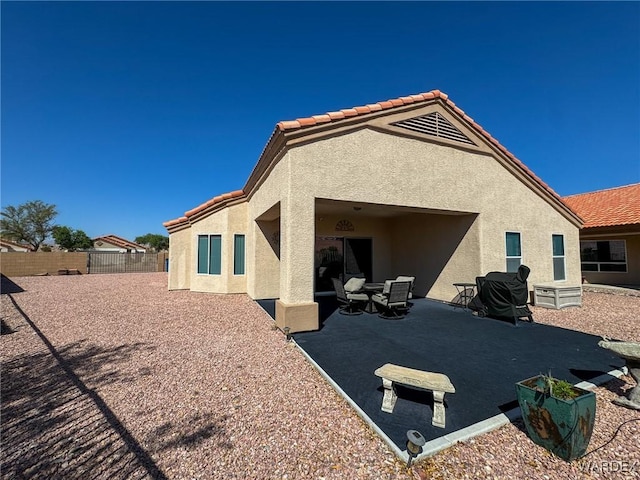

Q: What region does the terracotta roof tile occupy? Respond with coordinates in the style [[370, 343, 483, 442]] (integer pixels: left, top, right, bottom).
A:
[[563, 183, 640, 228], [162, 216, 188, 228], [184, 189, 245, 219]]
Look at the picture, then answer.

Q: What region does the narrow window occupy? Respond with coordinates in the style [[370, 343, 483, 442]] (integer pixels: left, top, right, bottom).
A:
[[552, 234, 565, 281], [197, 235, 208, 274], [209, 235, 222, 275], [234, 234, 245, 275], [505, 232, 521, 273]]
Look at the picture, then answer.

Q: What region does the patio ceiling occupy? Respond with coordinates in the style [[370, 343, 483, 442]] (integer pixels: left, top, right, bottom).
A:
[[315, 198, 473, 219]]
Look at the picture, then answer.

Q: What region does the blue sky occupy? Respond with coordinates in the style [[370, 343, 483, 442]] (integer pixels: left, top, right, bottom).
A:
[[2, 1, 639, 242]]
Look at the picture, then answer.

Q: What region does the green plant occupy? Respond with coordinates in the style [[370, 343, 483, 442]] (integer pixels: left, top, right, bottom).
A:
[[541, 373, 579, 400]]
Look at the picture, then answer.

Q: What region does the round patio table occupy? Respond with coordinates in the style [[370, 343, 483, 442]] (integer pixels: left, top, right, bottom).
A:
[[362, 282, 385, 313]]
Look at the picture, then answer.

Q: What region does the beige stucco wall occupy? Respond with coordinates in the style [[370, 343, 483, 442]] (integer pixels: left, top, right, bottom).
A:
[[168, 227, 191, 290], [188, 202, 248, 293], [284, 127, 580, 301]]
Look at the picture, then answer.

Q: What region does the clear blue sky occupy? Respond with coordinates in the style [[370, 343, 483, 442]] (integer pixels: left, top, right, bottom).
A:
[[2, 1, 639, 242]]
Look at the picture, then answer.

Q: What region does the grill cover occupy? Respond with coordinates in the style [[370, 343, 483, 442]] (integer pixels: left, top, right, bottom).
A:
[[470, 265, 533, 323]]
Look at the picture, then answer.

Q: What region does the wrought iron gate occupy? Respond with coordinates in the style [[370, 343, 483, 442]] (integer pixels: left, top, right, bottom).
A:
[[87, 252, 158, 274]]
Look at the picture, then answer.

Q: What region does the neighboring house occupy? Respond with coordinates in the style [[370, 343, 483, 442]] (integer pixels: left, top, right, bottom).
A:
[[0, 239, 34, 252], [564, 183, 640, 286], [92, 235, 147, 253], [164, 89, 582, 332]]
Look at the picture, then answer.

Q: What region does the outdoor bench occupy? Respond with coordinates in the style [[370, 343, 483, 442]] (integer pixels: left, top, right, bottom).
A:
[[374, 363, 455, 428]]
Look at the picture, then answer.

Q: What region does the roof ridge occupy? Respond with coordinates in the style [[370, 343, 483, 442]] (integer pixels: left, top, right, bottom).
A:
[[276, 89, 448, 131]]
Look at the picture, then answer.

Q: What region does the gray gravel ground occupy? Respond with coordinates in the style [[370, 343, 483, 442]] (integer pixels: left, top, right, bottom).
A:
[[1, 273, 639, 479]]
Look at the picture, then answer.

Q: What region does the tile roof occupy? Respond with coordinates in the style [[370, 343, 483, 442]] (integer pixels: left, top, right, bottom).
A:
[[165, 89, 579, 229], [274, 89, 568, 207], [93, 234, 147, 250], [563, 183, 640, 228]]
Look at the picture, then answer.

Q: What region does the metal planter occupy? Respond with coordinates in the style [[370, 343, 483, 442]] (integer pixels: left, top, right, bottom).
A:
[[515, 375, 596, 462]]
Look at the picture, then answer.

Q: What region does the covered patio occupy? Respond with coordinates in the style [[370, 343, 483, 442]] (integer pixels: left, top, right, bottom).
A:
[[261, 296, 626, 458]]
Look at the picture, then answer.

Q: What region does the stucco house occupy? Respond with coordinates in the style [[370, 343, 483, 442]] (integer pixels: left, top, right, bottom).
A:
[[164, 89, 582, 332], [0, 239, 34, 252], [92, 235, 147, 253], [564, 183, 640, 286]]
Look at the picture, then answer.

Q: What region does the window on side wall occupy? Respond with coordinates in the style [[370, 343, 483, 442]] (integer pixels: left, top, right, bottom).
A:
[[552, 234, 565, 281], [505, 232, 521, 273], [197, 234, 222, 275], [580, 240, 627, 272], [234, 234, 245, 275]]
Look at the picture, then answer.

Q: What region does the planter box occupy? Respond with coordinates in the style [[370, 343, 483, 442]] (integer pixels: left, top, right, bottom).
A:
[[533, 284, 582, 309], [516, 375, 596, 461]]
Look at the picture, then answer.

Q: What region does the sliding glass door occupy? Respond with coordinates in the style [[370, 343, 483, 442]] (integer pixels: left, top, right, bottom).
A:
[[315, 237, 372, 292]]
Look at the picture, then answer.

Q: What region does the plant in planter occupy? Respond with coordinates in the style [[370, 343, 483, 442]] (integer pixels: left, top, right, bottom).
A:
[[515, 373, 596, 462]]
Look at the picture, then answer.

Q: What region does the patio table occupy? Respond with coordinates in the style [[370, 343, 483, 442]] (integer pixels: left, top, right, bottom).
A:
[[453, 282, 476, 310], [362, 282, 385, 313]]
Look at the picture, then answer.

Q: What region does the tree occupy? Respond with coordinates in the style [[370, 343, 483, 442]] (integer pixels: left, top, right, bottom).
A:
[[0, 200, 57, 251], [52, 226, 93, 251], [135, 233, 169, 252]]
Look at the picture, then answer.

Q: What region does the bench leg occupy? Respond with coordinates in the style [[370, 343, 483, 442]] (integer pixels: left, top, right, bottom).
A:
[[431, 390, 446, 428], [380, 378, 397, 413]]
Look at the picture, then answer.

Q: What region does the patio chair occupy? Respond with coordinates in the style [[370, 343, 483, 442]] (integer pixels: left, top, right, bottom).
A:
[[371, 281, 412, 319], [395, 275, 416, 300], [332, 277, 369, 315]]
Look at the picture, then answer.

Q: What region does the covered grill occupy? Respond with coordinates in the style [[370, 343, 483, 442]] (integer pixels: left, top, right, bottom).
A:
[[469, 265, 534, 325]]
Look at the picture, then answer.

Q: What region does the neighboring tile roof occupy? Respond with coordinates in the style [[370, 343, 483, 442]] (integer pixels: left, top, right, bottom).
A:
[[93, 234, 147, 250], [165, 89, 579, 229], [563, 183, 640, 228], [0, 238, 34, 251]]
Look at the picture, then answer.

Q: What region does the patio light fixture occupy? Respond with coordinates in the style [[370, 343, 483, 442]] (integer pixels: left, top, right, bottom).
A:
[[406, 429, 426, 467]]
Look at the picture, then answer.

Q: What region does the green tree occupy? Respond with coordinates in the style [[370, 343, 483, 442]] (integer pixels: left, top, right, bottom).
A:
[[52, 225, 93, 251], [135, 233, 169, 252], [0, 200, 57, 251]]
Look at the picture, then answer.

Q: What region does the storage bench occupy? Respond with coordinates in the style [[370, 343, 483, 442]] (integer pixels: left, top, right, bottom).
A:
[[533, 284, 582, 309]]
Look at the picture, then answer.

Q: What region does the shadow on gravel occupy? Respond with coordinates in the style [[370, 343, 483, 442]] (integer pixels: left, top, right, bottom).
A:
[[1, 274, 24, 295], [1, 294, 168, 480]]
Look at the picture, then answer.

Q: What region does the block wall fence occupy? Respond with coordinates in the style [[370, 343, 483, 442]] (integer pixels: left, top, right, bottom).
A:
[[0, 252, 169, 277]]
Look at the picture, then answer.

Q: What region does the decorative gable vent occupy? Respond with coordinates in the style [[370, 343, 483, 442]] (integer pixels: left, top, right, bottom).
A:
[[392, 112, 475, 145]]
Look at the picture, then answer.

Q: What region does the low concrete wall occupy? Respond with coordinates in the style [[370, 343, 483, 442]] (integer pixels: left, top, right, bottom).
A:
[[0, 252, 88, 277]]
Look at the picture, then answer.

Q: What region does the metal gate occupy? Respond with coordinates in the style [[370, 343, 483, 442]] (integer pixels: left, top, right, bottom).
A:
[[88, 252, 158, 274]]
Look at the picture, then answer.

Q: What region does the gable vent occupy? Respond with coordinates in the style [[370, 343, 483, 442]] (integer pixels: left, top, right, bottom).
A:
[[392, 112, 475, 145]]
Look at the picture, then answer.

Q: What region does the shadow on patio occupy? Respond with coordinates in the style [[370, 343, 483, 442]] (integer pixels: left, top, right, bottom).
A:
[[265, 297, 625, 455]]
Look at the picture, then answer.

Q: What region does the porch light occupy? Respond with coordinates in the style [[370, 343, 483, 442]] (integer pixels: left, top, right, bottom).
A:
[[283, 327, 291, 342], [406, 429, 425, 467]]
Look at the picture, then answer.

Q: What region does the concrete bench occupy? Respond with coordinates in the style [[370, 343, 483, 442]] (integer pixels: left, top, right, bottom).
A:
[[374, 363, 455, 428]]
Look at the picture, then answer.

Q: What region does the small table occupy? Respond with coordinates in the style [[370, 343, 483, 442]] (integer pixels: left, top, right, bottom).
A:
[[362, 283, 385, 313], [453, 282, 476, 310]]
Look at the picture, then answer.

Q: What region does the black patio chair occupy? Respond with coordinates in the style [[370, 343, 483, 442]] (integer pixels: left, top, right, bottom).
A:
[[371, 281, 412, 319], [332, 277, 368, 315]]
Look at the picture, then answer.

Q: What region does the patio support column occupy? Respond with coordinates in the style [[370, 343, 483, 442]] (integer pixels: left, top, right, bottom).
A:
[[275, 194, 318, 333]]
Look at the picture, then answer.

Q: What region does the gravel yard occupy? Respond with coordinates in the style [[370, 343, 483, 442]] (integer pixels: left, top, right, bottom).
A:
[[1, 273, 639, 479]]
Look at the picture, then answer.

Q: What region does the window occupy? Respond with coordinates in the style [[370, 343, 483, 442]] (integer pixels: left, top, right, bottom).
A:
[[505, 232, 521, 273], [552, 234, 565, 281], [197, 235, 221, 275], [580, 240, 627, 272], [234, 234, 245, 275]]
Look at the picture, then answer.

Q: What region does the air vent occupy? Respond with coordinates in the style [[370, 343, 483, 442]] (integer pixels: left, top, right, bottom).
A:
[[392, 112, 475, 145]]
